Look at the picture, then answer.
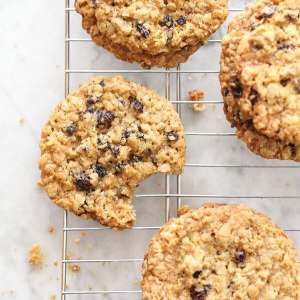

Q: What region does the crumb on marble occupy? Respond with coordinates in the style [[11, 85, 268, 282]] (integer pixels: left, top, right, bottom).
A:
[[188, 75, 193, 81], [28, 244, 43, 266], [50, 295, 56, 300], [69, 264, 81, 273], [80, 232, 87, 237], [53, 261, 58, 267], [19, 117, 25, 125], [74, 238, 81, 244], [48, 226, 55, 234], [188, 89, 206, 112]]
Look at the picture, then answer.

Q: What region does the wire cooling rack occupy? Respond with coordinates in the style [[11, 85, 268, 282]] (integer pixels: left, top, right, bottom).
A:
[[61, 0, 300, 298]]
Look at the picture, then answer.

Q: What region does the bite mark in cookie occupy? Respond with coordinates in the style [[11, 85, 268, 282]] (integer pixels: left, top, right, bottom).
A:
[[39, 76, 185, 229]]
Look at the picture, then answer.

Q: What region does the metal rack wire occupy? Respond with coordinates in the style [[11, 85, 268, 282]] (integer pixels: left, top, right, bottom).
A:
[[61, 0, 300, 298]]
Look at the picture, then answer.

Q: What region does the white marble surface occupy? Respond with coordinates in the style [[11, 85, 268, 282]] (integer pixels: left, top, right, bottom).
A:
[[1, 0, 300, 299]]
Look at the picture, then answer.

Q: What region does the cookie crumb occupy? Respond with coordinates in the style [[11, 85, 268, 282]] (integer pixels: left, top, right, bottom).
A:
[[28, 244, 43, 266], [74, 238, 81, 244], [80, 232, 87, 237], [69, 264, 81, 272], [48, 226, 55, 234], [50, 295, 56, 300], [19, 117, 25, 124], [53, 261, 58, 267], [189, 89, 206, 112]]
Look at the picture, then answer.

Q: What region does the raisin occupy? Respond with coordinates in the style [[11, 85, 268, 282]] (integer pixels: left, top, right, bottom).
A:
[[277, 42, 294, 50], [166, 131, 179, 141], [136, 23, 150, 38], [258, 4, 275, 19], [99, 80, 105, 87], [95, 164, 107, 177], [190, 286, 207, 300], [176, 16, 186, 25], [86, 97, 95, 106], [234, 250, 246, 264], [160, 15, 174, 28], [130, 97, 144, 113], [249, 88, 259, 104], [65, 123, 77, 136], [280, 78, 290, 87], [193, 271, 202, 279], [97, 111, 115, 128], [253, 42, 263, 50], [231, 78, 243, 98], [74, 173, 93, 192]]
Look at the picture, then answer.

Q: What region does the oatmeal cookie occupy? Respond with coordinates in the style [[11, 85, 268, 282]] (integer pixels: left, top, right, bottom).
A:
[[220, 0, 300, 161], [75, 0, 228, 68], [142, 203, 300, 299], [39, 76, 185, 229]]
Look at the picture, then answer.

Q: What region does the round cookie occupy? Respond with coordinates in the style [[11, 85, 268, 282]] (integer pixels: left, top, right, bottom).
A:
[[141, 203, 300, 299], [75, 0, 228, 68], [39, 76, 185, 229], [220, 0, 300, 161]]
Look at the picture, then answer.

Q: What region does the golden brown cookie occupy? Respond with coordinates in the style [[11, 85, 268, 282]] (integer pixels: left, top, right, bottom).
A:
[[39, 76, 185, 229], [220, 0, 300, 161], [142, 203, 300, 299], [75, 0, 228, 68]]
